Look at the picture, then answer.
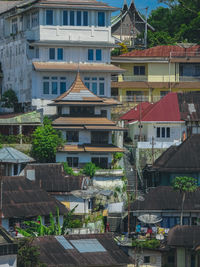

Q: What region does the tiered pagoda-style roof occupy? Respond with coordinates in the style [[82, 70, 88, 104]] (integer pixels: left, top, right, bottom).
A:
[[51, 73, 124, 153]]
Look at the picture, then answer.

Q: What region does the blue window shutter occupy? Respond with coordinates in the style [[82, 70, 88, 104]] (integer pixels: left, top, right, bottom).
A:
[[83, 11, 88, 26], [43, 82, 49, 94], [96, 49, 102, 61], [60, 82, 66, 94], [63, 11, 68, 25], [88, 49, 94, 61], [98, 12, 105, 27], [49, 48, 55, 60], [77, 11, 82, 26], [46, 10, 53, 25], [70, 11, 75, 25], [57, 48, 63, 60]]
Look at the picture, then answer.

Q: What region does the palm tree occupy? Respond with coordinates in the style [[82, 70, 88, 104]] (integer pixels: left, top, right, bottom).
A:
[[173, 176, 198, 226]]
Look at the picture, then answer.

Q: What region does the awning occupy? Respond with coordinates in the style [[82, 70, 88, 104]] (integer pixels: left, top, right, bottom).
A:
[[33, 62, 125, 73]]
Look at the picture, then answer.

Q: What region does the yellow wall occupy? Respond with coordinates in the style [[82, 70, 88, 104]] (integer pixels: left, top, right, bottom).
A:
[[148, 63, 177, 82]]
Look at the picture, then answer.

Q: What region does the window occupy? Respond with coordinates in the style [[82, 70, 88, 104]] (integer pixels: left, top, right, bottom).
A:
[[70, 11, 75, 25], [101, 110, 107, 117], [91, 131, 109, 144], [96, 49, 102, 61], [63, 10, 68, 25], [43, 77, 66, 95], [31, 11, 39, 27], [134, 66, 145, 75], [92, 157, 108, 169], [126, 91, 144, 102], [160, 91, 169, 98], [43, 77, 49, 94], [52, 77, 58, 94], [83, 11, 88, 26], [84, 77, 105, 96], [70, 106, 94, 117], [98, 12, 105, 27], [144, 256, 150, 264], [67, 157, 79, 168], [88, 49, 102, 61], [66, 131, 79, 142], [57, 48, 63, 60], [49, 48, 55, 60], [49, 48, 63, 60], [60, 77, 66, 94], [46, 10, 53, 25], [35, 47, 39, 58], [156, 127, 170, 138], [77, 11, 82, 26], [88, 49, 94, 61], [12, 18, 18, 34]]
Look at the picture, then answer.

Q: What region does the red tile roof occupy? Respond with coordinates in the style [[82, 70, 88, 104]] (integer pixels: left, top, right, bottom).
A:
[[121, 93, 183, 122], [120, 45, 200, 58]]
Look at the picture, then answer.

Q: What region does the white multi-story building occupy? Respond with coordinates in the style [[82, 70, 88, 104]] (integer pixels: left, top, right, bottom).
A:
[[0, 0, 123, 114]]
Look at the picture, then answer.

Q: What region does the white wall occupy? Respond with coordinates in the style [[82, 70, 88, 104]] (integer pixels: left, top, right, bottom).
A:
[[55, 195, 89, 214], [0, 255, 17, 267]]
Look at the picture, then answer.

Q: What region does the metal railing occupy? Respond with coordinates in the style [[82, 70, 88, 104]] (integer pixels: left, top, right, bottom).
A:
[[111, 75, 148, 82], [111, 95, 163, 103], [170, 52, 200, 58], [179, 76, 200, 82]]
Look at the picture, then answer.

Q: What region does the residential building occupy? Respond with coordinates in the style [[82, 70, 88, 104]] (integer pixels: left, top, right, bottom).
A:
[[0, 147, 34, 176], [131, 186, 200, 230], [51, 73, 124, 169], [144, 134, 200, 188], [165, 225, 200, 267], [0, 110, 42, 140], [0, 0, 122, 114], [22, 163, 92, 214], [32, 233, 134, 266], [121, 92, 200, 146], [1, 176, 68, 233], [121, 92, 185, 147], [0, 227, 18, 267], [111, 0, 154, 48], [111, 45, 200, 107]]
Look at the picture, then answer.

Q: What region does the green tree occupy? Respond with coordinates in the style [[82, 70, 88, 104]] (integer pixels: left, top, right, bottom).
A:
[[112, 152, 123, 169], [83, 162, 97, 178], [1, 89, 19, 111], [31, 117, 63, 163], [17, 238, 46, 267], [173, 176, 198, 225]]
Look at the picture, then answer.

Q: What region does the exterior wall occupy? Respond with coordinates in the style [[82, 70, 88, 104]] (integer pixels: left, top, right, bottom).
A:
[[56, 152, 113, 167], [148, 63, 176, 82], [177, 248, 186, 267], [93, 176, 123, 189], [129, 122, 186, 143], [61, 130, 112, 145], [0, 255, 17, 267], [128, 248, 162, 267], [55, 195, 90, 214]]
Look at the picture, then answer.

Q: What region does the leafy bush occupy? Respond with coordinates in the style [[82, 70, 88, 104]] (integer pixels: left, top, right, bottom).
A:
[[83, 162, 97, 178], [63, 162, 76, 176], [1, 89, 19, 111], [132, 239, 160, 249]]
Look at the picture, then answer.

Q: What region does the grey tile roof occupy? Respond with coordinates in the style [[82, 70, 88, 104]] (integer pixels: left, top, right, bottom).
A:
[[0, 147, 34, 163]]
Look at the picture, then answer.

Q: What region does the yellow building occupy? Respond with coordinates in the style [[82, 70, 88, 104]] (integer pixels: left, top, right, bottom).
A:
[[111, 45, 200, 104]]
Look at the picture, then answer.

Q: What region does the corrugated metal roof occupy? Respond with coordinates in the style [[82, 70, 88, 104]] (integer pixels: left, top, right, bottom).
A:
[[121, 93, 182, 122], [52, 117, 116, 126], [0, 147, 34, 163], [33, 234, 133, 266], [70, 239, 106, 253], [0, 1, 20, 14], [59, 144, 124, 153], [0, 111, 42, 125], [120, 45, 200, 58]]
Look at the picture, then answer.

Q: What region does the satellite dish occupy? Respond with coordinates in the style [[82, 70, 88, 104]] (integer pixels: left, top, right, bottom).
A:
[[138, 214, 162, 224], [156, 234, 164, 240], [136, 196, 145, 201]]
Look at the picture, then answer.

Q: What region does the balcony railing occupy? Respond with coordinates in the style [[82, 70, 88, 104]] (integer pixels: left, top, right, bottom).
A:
[[111, 75, 148, 82], [179, 76, 200, 82], [111, 95, 163, 103]]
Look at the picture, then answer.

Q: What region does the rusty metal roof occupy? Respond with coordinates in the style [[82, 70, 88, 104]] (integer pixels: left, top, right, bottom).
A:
[[23, 163, 86, 193], [52, 117, 116, 126], [152, 134, 200, 172], [132, 186, 200, 212], [33, 233, 133, 266], [59, 144, 124, 153], [2, 176, 68, 218]]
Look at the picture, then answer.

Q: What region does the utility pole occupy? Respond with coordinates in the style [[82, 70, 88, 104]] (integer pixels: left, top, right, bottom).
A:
[[144, 7, 148, 49]]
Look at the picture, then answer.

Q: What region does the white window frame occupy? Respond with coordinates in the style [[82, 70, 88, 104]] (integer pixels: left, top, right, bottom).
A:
[[84, 76, 105, 96], [42, 76, 67, 96]]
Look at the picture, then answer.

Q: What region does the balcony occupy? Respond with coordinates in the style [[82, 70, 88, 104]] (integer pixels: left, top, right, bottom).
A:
[[111, 95, 162, 103], [179, 76, 200, 82], [111, 75, 148, 82]]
